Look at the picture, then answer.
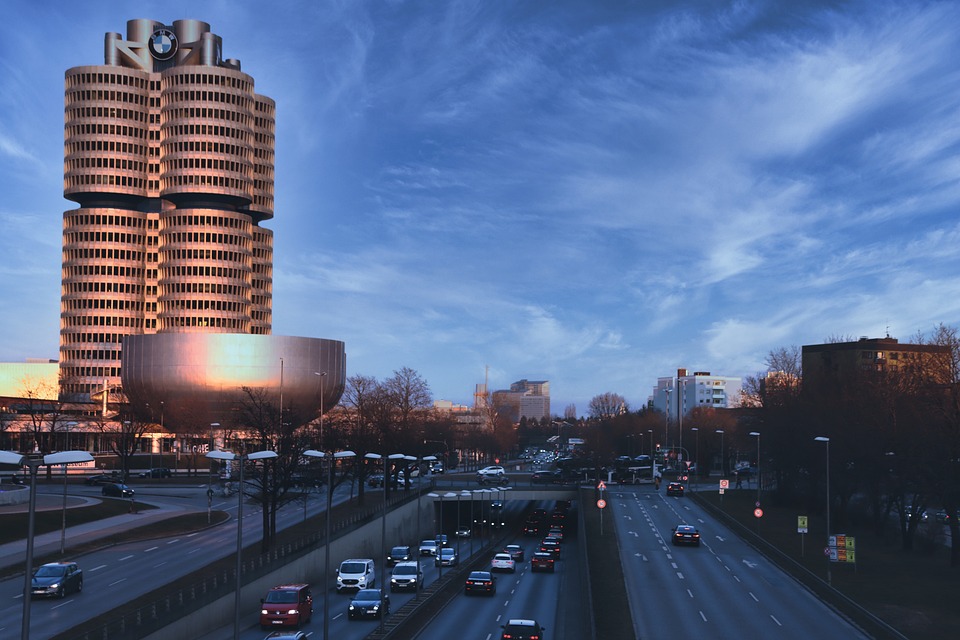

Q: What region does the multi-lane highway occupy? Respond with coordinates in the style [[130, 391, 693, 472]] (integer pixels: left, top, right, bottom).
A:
[[610, 484, 869, 639]]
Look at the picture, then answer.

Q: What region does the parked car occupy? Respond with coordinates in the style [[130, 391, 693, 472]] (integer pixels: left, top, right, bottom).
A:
[[259, 583, 312, 630], [435, 548, 458, 567], [389, 561, 423, 592], [347, 588, 389, 619], [386, 545, 412, 567], [531, 551, 555, 572], [101, 483, 135, 498], [31, 561, 83, 598], [464, 570, 497, 595], [672, 524, 701, 546], [666, 482, 685, 497], [491, 552, 516, 573], [138, 467, 172, 478], [501, 618, 546, 640]]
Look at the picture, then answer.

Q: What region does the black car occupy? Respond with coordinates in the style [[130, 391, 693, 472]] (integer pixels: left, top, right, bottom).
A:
[[464, 570, 497, 595], [672, 524, 701, 546], [501, 618, 546, 640], [32, 562, 83, 598], [138, 467, 172, 478], [101, 482, 135, 498], [539, 539, 561, 557], [531, 470, 563, 484], [666, 482, 685, 496], [85, 473, 123, 486], [348, 589, 389, 619], [531, 551, 555, 572], [386, 545, 412, 567]]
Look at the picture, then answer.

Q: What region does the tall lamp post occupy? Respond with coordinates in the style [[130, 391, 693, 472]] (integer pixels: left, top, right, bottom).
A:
[[60, 422, 78, 555], [815, 436, 831, 585], [715, 429, 725, 477], [206, 448, 278, 640], [0, 450, 94, 640], [304, 449, 355, 640], [663, 388, 672, 465], [690, 427, 699, 491], [314, 371, 327, 449], [366, 452, 406, 632], [749, 432, 761, 504]]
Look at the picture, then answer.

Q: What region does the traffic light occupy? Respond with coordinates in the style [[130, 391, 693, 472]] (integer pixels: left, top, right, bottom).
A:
[[655, 443, 661, 452]]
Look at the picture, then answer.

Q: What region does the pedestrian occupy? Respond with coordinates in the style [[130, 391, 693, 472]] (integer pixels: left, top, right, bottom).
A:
[[735, 473, 743, 489]]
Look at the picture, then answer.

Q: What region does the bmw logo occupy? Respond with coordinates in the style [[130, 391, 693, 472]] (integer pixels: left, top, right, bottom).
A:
[[148, 28, 178, 60]]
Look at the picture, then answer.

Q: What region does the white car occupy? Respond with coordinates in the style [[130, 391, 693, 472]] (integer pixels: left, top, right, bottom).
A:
[[491, 552, 516, 573], [477, 465, 505, 477], [419, 540, 439, 556]]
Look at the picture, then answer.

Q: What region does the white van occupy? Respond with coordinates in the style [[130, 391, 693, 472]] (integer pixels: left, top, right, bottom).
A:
[[336, 558, 376, 593]]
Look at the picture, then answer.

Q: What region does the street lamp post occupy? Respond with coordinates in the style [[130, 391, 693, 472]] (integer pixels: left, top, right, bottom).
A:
[[304, 449, 355, 640], [60, 422, 78, 555], [0, 450, 94, 640], [315, 371, 327, 450], [715, 429, 725, 477], [413, 454, 435, 597], [815, 436, 831, 585], [366, 452, 406, 632], [749, 432, 761, 504], [206, 448, 278, 640], [664, 388, 672, 466], [690, 427, 699, 491], [647, 430, 654, 481]]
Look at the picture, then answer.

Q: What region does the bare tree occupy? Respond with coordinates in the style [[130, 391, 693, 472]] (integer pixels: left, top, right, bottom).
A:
[[94, 392, 150, 480], [588, 392, 628, 419]]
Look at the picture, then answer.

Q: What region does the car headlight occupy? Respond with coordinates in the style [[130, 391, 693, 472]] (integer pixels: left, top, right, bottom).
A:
[[50, 582, 61, 589], [372, 603, 380, 611], [286, 608, 298, 615], [349, 604, 356, 611], [261, 608, 268, 615]]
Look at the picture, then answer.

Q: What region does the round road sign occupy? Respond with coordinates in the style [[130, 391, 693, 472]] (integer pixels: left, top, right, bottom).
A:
[[754, 508, 764, 518], [597, 499, 607, 509]]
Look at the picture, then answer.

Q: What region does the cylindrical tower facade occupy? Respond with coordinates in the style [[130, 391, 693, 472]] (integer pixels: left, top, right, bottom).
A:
[[60, 20, 275, 402]]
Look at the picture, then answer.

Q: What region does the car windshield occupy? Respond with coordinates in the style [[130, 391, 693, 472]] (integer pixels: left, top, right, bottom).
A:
[[340, 562, 366, 573], [440, 549, 454, 557], [420, 540, 435, 546], [390, 547, 408, 555], [393, 565, 417, 575], [35, 565, 67, 577], [469, 572, 491, 580], [265, 590, 298, 603], [355, 589, 380, 600]]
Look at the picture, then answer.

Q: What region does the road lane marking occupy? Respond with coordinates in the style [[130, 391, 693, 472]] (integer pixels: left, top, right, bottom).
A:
[[749, 592, 758, 602], [119, 555, 134, 561], [109, 578, 126, 586], [145, 546, 159, 552], [89, 565, 107, 572], [677, 572, 685, 579], [52, 600, 74, 610], [166, 539, 180, 544], [771, 615, 782, 626], [699, 611, 707, 621], [687, 589, 694, 598]]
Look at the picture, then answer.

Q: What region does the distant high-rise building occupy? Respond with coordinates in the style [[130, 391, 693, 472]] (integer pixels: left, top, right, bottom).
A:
[[60, 19, 275, 402], [801, 336, 949, 392], [492, 379, 550, 423], [652, 369, 742, 417]]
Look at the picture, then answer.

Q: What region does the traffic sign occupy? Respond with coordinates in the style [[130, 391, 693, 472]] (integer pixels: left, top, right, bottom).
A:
[[597, 499, 607, 509], [797, 516, 808, 534], [753, 508, 764, 518], [598, 481, 606, 490], [719, 479, 729, 489]]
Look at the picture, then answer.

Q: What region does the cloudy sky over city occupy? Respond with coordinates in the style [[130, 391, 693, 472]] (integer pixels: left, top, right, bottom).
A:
[[1, 0, 959, 413]]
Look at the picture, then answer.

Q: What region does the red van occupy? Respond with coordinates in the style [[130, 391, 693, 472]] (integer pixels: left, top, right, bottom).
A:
[[260, 583, 313, 629]]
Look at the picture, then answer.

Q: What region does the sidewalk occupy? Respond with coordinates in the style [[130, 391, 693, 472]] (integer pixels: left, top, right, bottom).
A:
[[0, 493, 197, 573]]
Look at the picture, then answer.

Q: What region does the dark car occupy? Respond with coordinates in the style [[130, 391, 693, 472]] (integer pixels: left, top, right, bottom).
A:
[[263, 632, 308, 640], [386, 545, 412, 567], [138, 467, 172, 478], [501, 618, 546, 640], [101, 482, 135, 498], [539, 539, 561, 558], [31, 561, 83, 598], [672, 524, 701, 546], [666, 482, 684, 497], [504, 544, 525, 562], [531, 552, 555, 572], [85, 473, 123, 486], [531, 470, 563, 484], [348, 589, 389, 619], [465, 570, 497, 595]]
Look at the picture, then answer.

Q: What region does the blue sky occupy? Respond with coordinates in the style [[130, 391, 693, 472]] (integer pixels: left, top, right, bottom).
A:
[[2, 0, 960, 414]]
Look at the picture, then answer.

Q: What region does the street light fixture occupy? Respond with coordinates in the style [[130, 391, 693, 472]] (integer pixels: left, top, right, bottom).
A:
[[0, 450, 94, 640], [206, 448, 278, 640], [303, 449, 357, 640], [304, 449, 356, 640], [814, 436, 831, 585]]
